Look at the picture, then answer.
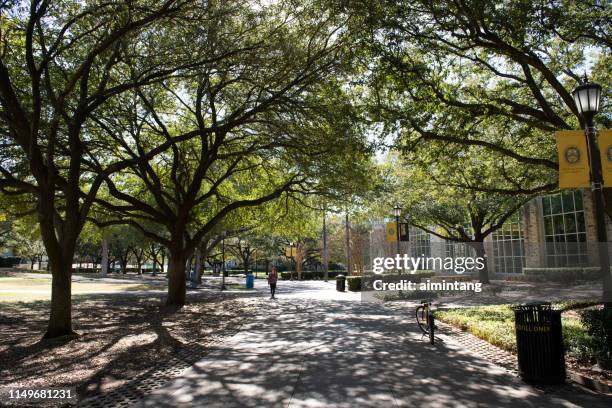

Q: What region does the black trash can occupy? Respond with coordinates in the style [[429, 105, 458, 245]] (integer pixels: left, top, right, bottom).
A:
[[336, 274, 346, 292], [513, 302, 565, 384]]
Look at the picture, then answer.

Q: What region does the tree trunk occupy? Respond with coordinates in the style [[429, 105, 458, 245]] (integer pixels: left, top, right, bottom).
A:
[[101, 238, 109, 276], [345, 212, 351, 276], [31, 258, 35, 270], [167, 251, 187, 307], [473, 241, 490, 284], [193, 247, 202, 283], [186, 255, 193, 281], [37, 187, 78, 339], [44, 256, 75, 339]]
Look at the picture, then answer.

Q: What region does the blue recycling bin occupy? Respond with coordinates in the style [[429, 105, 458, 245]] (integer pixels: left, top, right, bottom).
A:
[[245, 273, 254, 289]]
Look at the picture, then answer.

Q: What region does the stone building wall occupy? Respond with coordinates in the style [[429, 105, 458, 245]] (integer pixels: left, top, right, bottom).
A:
[[522, 197, 545, 268]]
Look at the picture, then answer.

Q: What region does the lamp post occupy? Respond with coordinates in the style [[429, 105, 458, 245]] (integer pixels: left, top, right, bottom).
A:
[[289, 241, 296, 280], [571, 75, 612, 303], [393, 204, 402, 273], [323, 211, 328, 282], [221, 231, 227, 291]]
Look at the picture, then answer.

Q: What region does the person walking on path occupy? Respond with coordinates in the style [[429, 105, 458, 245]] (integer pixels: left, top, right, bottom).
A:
[[268, 267, 278, 299]]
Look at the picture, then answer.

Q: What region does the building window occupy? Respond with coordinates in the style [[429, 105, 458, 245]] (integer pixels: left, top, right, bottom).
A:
[[491, 211, 525, 274], [410, 227, 431, 260], [542, 191, 587, 267]]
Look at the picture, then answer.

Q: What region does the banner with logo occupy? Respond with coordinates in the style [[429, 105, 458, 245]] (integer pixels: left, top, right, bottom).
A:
[[555, 130, 590, 188], [599, 129, 612, 187], [386, 222, 410, 242], [398, 222, 410, 241], [386, 222, 397, 242]]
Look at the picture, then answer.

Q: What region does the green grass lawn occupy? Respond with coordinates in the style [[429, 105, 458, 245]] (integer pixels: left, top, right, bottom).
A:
[[434, 302, 598, 363], [0, 276, 165, 302]]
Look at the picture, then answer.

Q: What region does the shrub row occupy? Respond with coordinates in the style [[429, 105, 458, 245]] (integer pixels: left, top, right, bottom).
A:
[[347, 276, 362, 291], [279, 270, 346, 280], [429, 275, 472, 282], [376, 290, 439, 301], [72, 267, 155, 274], [522, 267, 602, 283], [580, 307, 612, 369]]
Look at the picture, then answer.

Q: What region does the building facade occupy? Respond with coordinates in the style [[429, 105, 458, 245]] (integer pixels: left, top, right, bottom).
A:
[[368, 189, 612, 276]]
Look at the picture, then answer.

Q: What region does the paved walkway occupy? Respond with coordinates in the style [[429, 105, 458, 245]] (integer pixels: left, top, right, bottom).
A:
[[138, 281, 612, 407]]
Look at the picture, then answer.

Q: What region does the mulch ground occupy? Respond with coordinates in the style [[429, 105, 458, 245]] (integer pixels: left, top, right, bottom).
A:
[[0, 291, 261, 406]]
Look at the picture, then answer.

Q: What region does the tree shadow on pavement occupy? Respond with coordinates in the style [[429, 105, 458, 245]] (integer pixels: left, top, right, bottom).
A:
[[137, 298, 612, 408], [0, 291, 253, 404]]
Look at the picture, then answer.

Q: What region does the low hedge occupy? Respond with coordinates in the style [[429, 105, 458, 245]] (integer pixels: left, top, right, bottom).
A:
[[280, 270, 345, 280], [434, 303, 608, 366], [347, 276, 362, 292], [429, 275, 472, 282], [412, 271, 436, 278], [580, 307, 612, 369], [73, 268, 98, 273], [523, 267, 602, 282], [376, 290, 439, 301]]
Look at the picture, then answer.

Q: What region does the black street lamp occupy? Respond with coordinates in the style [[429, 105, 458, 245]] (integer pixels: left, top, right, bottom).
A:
[[571, 75, 611, 303], [393, 204, 402, 273]]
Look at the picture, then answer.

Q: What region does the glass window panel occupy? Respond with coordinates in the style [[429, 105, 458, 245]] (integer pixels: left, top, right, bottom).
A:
[[551, 194, 562, 214], [553, 214, 565, 235], [543, 197, 551, 215], [562, 192, 575, 213], [564, 214, 577, 233], [574, 191, 583, 211], [554, 214, 565, 234], [544, 217, 554, 235], [576, 212, 586, 233], [568, 255, 579, 267]]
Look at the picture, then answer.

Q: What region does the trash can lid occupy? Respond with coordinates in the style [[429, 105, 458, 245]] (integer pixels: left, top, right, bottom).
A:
[[337, 274, 345, 278], [523, 301, 551, 306], [512, 300, 552, 310]]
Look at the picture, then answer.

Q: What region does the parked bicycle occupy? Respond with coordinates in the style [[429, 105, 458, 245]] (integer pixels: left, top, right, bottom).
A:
[[415, 299, 435, 345]]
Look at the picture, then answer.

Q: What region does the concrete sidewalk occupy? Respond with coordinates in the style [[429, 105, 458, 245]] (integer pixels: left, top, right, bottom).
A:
[[138, 283, 612, 407]]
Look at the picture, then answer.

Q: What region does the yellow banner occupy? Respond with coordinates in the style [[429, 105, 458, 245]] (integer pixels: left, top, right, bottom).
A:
[[556, 130, 590, 188], [285, 247, 296, 257], [599, 129, 612, 187], [386, 222, 397, 242]]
